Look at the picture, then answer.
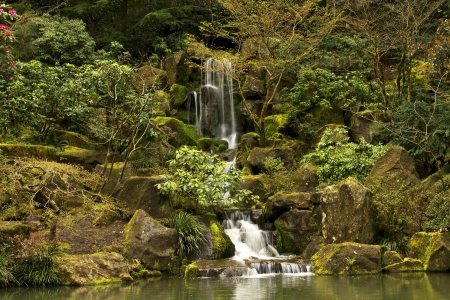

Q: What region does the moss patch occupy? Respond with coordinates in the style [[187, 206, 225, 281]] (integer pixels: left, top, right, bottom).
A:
[[207, 214, 235, 260], [154, 117, 198, 147], [184, 262, 199, 277], [170, 84, 188, 108], [0, 143, 58, 160]]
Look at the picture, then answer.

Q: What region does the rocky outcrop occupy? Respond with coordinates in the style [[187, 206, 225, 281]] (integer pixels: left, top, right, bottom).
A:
[[247, 147, 294, 173], [56, 252, 132, 285], [274, 209, 319, 255], [266, 192, 313, 221], [321, 177, 374, 244], [408, 232, 450, 272], [122, 209, 178, 271], [133, 65, 167, 92], [312, 242, 381, 275], [59, 146, 122, 171]]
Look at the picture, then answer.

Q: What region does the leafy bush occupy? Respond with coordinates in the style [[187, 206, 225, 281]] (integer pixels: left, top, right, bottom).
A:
[[156, 146, 258, 210], [301, 127, 389, 185], [168, 211, 207, 259], [261, 156, 293, 195]]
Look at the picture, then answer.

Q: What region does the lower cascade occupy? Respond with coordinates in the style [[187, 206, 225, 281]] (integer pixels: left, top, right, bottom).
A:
[[221, 210, 313, 276]]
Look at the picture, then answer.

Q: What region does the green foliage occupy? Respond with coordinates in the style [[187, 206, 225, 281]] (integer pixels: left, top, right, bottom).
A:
[[301, 127, 389, 185], [261, 156, 293, 195], [156, 146, 258, 209], [31, 15, 96, 65], [168, 211, 206, 259], [0, 251, 18, 287]]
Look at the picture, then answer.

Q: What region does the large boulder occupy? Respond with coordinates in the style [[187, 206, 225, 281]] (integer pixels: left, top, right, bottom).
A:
[[59, 146, 122, 171], [165, 51, 191, 86], [94, 162, 137, 195], [266, 192, 313, 221], [382, 251, 403, 268], [292, 164, 320, 193], [312, 242, 381, 275], [112, 176, 171, 219], [310, 124, 349, 149], [207, 214, 235, 260], [350, 110, 386, 145], [247, 147, 294, 173], [238, 175, 268, 204], [274, 209, 319, 255], [56, 252, 132, 285], [154, 117, 198, 147], [321, 177, 374, 244], [408, 232, 450, 272], [122, 209, 178, 271], [258, 114, 289, 140], [365, 146, 420, 188]]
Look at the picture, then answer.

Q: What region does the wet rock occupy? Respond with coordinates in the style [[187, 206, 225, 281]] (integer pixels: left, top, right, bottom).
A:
[[321, 177, 374, 244], [123, 209, 178, 271]]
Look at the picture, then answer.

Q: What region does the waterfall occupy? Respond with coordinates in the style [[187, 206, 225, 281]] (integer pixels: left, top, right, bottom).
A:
[[222, 210, 313, 276], [187, 58, 238, 149]]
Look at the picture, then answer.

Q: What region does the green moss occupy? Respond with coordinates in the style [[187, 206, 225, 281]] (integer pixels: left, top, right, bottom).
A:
[[155, 117, 198, 147], [170, 84, 188, 108], [49, 130, 94, 150], [131, 269, 162, 278], [207, 214, 235, 260], [407, 232, 444, 270], [0, 143, 58, 160], [257, 114, 289, 139], [184, 262, 199, 278], [383, 258, 424, 273], [274, 219, 293, 253], [153, 91, 171, 115]]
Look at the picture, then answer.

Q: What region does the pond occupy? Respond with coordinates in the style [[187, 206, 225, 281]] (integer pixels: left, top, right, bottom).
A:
[[1, 272, 449, 300]]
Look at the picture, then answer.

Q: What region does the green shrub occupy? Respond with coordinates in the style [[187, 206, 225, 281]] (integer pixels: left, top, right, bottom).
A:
[[168, 211, 206, 259], [261, 156, 293, 195]]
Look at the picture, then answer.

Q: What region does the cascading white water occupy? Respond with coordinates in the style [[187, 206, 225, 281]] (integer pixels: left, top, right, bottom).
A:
[[187, 58, 238, 149], [222, 210, 313, 276]]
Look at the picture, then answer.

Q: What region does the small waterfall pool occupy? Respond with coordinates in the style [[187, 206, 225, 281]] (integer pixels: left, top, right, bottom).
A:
[[221, 210, 313, 277]]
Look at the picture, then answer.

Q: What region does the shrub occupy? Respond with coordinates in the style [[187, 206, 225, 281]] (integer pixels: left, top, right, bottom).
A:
[[261, 156, 293, 195], [169, 211, 207, 259]]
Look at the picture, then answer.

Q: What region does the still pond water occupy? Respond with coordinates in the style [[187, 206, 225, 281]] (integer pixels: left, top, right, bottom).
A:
[[1, 273, 449, 300]]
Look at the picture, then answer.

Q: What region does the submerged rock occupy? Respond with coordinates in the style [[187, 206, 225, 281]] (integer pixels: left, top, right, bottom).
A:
[[122, 209, 178, 271], [312, 242, 381, 275], [56, 252, 132, 285], [321, 177, 374, 244]]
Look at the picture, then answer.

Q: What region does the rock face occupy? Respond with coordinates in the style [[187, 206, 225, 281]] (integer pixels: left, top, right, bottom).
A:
[[408, 232, 450, 271], [312, 243, 381, 275], [274, 209, 319, 255], [123, 209, 178, 271], [56, 252, 132, 285], [321, 177, 374, 244], [365, 146, 420, 188], [165, 51, 191, 86], [113, 176, 171, 219], [266, 192, 312, 221]]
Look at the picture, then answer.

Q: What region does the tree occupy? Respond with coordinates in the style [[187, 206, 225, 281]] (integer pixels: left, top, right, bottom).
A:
[[201, 0, 335, 146]]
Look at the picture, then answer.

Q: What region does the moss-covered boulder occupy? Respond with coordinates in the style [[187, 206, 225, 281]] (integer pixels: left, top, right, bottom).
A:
[[56, 252, 132, 285], [237, 175, 268, 205], [292, 164, 319, 193], [206, 214, 235, 260], [365, 146, 420, 188], [112, 176, 171, 219], [321, 177, 374, 244], [169, 83, 189, 109], [184, 262, 199, 278], [59, 146, 121, 171], [236, 132, 260, 169], [309, 106, 345, 128], [257, 114, 289, 140], [197, 137, 228, 153], [48, 130, 95, 150], [94, 162, 137, 195], [310, 124, 349, 149], [153, 90, 171, 116], [350, 110, 386, 145], [133, 65, 167, 92], [408, 232, 450, 272], [247, 147, 294, 173], [154, 117, 198, 147], [266, 192, 313, 221], [275, 209, 319, 255], [382, 251, 403, 268], [165, 51, 191, 86], [383, 258, 424, 273], [312, 243, 381, 275], [0, 221, 33, 237], [0, 143, 58, 160], [123, 209, 178, 271]]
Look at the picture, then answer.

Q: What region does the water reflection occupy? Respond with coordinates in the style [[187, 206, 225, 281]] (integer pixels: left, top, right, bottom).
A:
[[1, 273, 449, 300]]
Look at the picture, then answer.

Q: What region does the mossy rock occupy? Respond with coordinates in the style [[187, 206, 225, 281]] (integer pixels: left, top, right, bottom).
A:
[[257, 114, 289, 140], [382, 251, 403, 268], [383, 258, 424, 273], [133, 65, 167, 92], [312, 242, 382, 275], [58, 146, 120, 171], [292, 164, 319, 193], [165, 51, 191, 86], [170, 84, 189, 109], [198, 137, 228, 153], [0, 221, 33, 238], [309, 105, 345, 128], [206, 214, 235, 260], [247, 146, 295, 173], [154, 117, 198, 147], [310, 124, 349, 149], [94, 162, 137, 195], [407, 232, 450, 271], [0, 143, 58, 160], [48, 130, 95, 150], [131, 269, 162, 279], [266, 192, 313, 221], [153, 90, 171, 116], [421, 163, 450, 189], [184, 262, 199, 278], [238, 175, 268, 204], [350, 110, 386, 145]]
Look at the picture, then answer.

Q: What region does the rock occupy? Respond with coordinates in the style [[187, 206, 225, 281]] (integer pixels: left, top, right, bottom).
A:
[[238, 175, 268, 205], [48, 130, 95, 150], [112, 176, 171, 219], [350, 110, 386, 145], [312, 242, 381, 275], [266, 192, 313, 221], [321, 177, 374, 244], [382, 251, 403, 268], [0, 221, 33, 238], [122, 209, 178, 271], [206, 214, 235, 260], [165, 51, 191, 86], [169, 83, 188, 109], [275, 209, 319, 255], [259, 114, 289, 140], [301, 236, 324, 259], [94, 162, 137, 195], [196, 259, 248, 277], [133, 65, 167, 92], [408, 232, 450, 271], [310, 125, 349, 149], [383, 258, 424, 273], [153, 90, 171, 116], [56, 252, 132, 285], [292, 164, 319, 193], [0, 143, 58, 160], [59, 146, 122, 171], [242, 65, 265, 98], [365, 146, 420, 188], [184, 262, 199, 277], [154, 116, 198, 147], [247, 147, 294, 173]]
